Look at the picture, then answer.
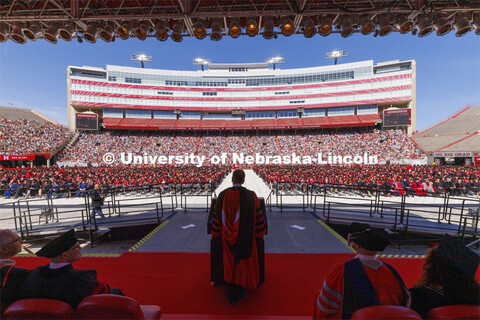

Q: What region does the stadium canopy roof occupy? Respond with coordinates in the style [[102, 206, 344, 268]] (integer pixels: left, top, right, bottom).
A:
[[1, 0, 479, 44]]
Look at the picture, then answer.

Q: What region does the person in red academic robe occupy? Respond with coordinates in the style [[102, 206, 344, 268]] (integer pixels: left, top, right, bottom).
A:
[[212, 169, 266, 304], [313, 223, 410, 319]]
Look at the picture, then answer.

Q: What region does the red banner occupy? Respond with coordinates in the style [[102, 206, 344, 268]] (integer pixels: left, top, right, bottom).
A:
[[0, 155, 35, 161]]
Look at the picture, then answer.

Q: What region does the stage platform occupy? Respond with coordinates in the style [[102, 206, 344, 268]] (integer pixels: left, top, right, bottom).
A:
[[129, 210, 353, 254]]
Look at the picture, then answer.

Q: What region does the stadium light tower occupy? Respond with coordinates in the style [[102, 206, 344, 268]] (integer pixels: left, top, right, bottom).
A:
[[326, 50, 347, 65], [131, 54, 152, 68], [266, 57, 284, 70], [193, 58, 211, 71]]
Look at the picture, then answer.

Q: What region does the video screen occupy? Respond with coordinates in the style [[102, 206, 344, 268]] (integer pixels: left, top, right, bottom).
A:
[[75, 114, 98, 130], [383, 109, 411, 127]]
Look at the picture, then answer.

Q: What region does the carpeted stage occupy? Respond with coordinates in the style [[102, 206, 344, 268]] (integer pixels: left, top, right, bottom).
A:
[[14, 252, 471, 319]]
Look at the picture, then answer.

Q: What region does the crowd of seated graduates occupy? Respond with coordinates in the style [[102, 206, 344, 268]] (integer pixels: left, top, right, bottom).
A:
[[1, 165, 230, 199], [255, 164, 480, 197]]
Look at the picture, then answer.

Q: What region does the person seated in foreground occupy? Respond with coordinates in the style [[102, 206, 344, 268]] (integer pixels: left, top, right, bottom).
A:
[[22, 229, 124, 308], [410, 234, 480, 318], [313, 223, 410, 319], [0, 229, 31, 312]]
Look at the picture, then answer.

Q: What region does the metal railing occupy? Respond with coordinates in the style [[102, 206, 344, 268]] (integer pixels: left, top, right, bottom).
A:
[[7, 183, 217, 246], [310, 184, 479, 246]]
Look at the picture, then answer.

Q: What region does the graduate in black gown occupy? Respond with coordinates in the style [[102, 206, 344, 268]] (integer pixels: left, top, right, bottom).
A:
[[410, 234, 480, 318], [0, 229, 30, 313], [22, 229, 123, 308]]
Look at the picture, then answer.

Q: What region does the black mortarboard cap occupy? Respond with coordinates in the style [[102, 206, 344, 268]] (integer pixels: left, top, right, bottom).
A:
[[349, 223, 390, 252], [349, 222, 371, 234], [434, 234, 480, 278], [36, 229, 77, 258]]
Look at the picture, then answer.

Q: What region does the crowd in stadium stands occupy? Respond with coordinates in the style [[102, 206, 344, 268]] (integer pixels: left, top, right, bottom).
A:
[[59, 128, 423, 164], [0, 119, 72, 155], [303, 128, 422, 160], [0, 166, 229, 199], [254, 165, 480, 197]]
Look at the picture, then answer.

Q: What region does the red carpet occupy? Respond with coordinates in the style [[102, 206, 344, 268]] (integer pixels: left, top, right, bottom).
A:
[[13, 252, 479, 318]]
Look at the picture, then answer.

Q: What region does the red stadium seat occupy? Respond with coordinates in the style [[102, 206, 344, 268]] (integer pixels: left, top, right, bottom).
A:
[[351, 305, 422, 320], [76, 294, 161, 320], [427, 305, 480, 319], [3, 298, 74, 319]]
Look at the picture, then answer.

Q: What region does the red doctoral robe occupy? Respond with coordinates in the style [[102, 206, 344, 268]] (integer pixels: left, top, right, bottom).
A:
[[212, 186, 266, 290]]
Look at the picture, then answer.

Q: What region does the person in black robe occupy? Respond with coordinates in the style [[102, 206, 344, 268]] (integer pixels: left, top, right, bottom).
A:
[[22, 229, 123, 308], [0, 229, 30, 313], [90, 184, 106, 221], [410, 234, 480, 318]]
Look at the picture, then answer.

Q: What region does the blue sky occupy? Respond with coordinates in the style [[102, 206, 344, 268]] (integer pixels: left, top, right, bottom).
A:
[[0, 32, 479, 131]]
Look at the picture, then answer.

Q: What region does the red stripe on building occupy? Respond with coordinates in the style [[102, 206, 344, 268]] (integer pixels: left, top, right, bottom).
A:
[[70, 73, 412, 93], [70, 85, 411, 102]]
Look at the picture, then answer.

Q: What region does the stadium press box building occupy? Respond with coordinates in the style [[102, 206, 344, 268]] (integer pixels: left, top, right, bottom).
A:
[[67, 59, 416, 134]]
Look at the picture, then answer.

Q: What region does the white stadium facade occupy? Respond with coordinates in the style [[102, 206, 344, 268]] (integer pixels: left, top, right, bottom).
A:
[[67, 59, 416, 134]]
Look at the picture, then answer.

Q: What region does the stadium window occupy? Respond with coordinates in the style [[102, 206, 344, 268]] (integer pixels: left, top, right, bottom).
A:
[[304, 108, 325, 117], [357, 105, 377, 115], [328, 106, 354, 116], [278, 110, 298, 118], [125, 77, 141, 84], [104, 108, 123, 118]]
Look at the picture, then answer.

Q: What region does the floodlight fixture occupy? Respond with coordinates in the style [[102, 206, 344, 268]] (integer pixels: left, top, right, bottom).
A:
[[378, 15, 393, 36], [262, 18, 275, 39], [193, 58, 211, 71], [132, 54, 152, 68], [23, 22, 42, 41], [246, 19, 258, 37], [302, 18, 316, 38], [210, 20, 223, 41], [155, 20, 168, 41], [45, 23, 60, 44], [99, 23, 115, 42], [171, 21, 184, 42], [359, 15, 375, 35], [228, 19, 242, 38], [472, 12, 480, 35], [58, 22, 76, 41], [326, 50, 347, 65], [117, 21, 131, 40], [83, 23, 98, 43], [0, 23, 9, 43], [433, 14, 452, 36], [454, 14, 473, 37], [280, 17, 294, 36], [266, 57, 284, 64], [10, 23, 26, 44], [395, 16, 414, 34], [415, 15, 434, 37], [135, 21, 149, 41], [340, 16, 355, 38], [265, 56, 284, 70], [193, 21, 207, 39], [318, 15, 333, 36]]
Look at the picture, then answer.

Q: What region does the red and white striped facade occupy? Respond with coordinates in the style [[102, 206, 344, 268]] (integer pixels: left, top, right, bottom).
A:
[[67, 60, 416, 133]]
